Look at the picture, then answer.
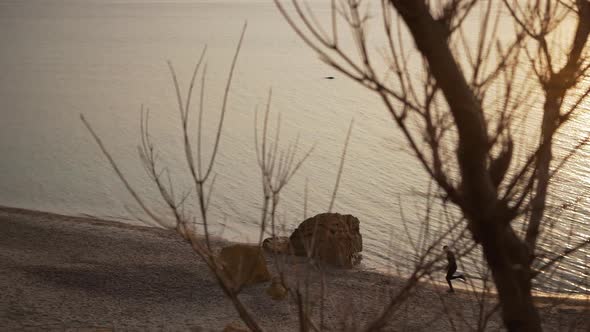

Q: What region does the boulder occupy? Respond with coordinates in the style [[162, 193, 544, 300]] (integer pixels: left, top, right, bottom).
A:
[[266, 276, 288, 301], [223, 323, 249, 332], [289, 213, 362, 268], [262, 236, 291, 254], [218, 244, 271, 290]]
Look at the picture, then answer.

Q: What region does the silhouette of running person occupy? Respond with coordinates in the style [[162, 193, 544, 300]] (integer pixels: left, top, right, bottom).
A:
[[443, 245, 465, 293]]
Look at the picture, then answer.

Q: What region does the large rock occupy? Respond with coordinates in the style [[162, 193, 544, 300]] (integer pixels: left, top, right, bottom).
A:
[[289, 213, 362, 268], [266, 276, 288, 301], [223, 323, 249, 332], [218, 244, 271, 290], [262, 236, 291, 254]]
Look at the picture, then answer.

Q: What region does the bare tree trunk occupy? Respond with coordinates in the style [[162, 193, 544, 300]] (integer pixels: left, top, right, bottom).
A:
[[389, 1, 543, 330], [525, 91, 560, 250], [479, 220, 541, 331]]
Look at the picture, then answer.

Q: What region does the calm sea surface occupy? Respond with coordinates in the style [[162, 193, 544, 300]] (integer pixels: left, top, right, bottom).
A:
[[1, 0, 588, 293]]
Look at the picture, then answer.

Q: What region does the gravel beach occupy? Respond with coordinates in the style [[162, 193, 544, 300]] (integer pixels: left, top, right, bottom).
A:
[[1, 207, 588, 331]]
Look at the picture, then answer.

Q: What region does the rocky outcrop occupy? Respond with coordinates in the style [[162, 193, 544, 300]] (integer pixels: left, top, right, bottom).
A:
[[289, 213, 362, 268], [218, 244, 271, 291], [262, 236, 291, 254]]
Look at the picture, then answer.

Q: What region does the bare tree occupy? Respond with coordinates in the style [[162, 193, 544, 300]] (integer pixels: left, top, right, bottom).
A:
[[81, 22, 473, 332], [274, 0, 590, 330]]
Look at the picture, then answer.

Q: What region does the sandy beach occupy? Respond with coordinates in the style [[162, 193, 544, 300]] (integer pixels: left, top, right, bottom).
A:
[[1, 207, 588, 331]]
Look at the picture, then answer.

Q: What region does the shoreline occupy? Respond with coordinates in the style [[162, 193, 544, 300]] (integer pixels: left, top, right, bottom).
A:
[[1, 206, 588, 330], [2, 205, 586, 299]]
